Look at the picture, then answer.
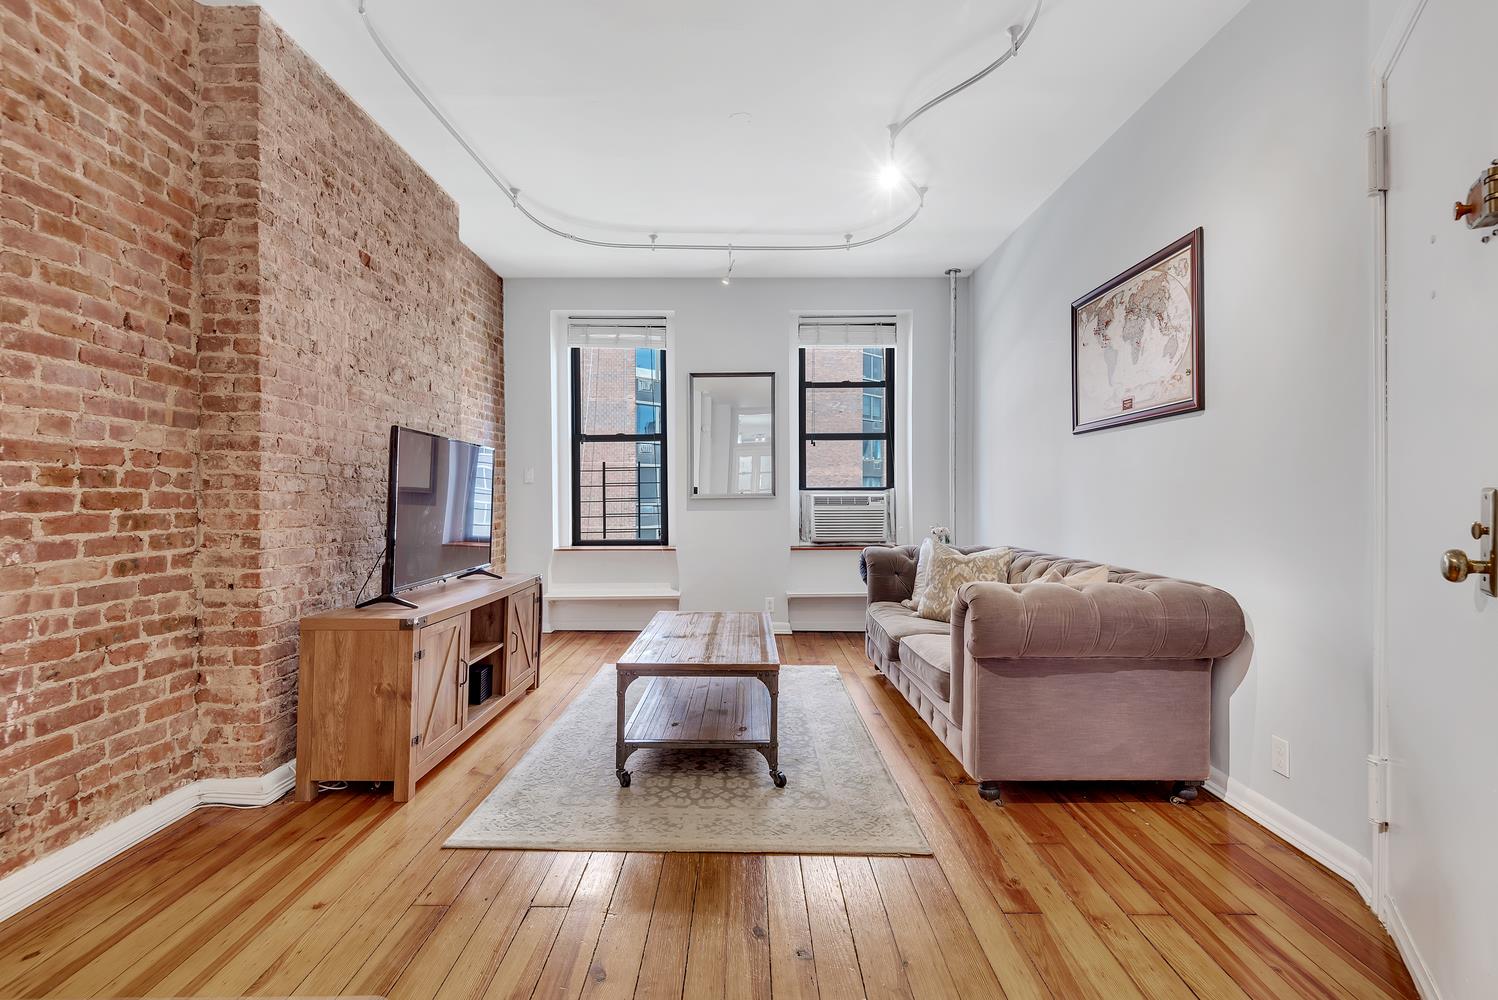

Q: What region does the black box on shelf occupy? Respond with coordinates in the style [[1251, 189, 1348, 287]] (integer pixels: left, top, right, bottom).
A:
[[468, 662, 493, 705]]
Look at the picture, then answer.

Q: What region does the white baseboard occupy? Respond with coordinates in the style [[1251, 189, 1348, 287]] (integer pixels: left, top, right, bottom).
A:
[[1383, 895, 1441, 999], [1206, 766, 1374, 905], [0, 760, 295, 924], [787, 619, 863, 633]]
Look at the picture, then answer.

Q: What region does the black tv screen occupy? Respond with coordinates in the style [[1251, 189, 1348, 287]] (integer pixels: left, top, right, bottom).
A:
[[385, 426, 496, 593]]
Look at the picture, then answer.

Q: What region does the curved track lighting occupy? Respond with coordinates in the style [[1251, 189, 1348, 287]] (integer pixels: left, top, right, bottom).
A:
[[355, 0, 1042, 255]]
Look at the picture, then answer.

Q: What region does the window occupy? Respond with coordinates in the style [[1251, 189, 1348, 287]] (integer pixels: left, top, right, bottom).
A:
[[798, 318, 896, 490], [464, 446, 495, 541], [568, 319, 668, 545]]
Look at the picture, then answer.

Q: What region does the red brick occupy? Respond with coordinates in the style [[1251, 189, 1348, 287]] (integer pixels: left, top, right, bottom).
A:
[[1, 0, 503, 882]]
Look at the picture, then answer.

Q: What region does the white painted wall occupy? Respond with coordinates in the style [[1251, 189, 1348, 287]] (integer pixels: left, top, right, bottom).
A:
[[505, 277, 968, 631], [968, 0, 1376, 870]]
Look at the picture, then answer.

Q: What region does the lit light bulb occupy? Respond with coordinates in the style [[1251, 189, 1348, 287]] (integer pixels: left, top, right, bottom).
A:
[[879, 162, 904, 190], [721, 275, 731, 286]]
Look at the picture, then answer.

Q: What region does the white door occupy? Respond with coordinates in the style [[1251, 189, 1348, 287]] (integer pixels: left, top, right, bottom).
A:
[[1383, 0, 1498, 995]]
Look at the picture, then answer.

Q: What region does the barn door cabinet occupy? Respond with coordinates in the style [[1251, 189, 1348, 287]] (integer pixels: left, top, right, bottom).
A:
[[296, 574, 543, 802]]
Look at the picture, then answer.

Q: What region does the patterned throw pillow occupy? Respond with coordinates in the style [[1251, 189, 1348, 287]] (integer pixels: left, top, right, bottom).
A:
[[902, 536, 937, 610], [1037, 564, 1110, 587], [916, 543, 1014, 623]]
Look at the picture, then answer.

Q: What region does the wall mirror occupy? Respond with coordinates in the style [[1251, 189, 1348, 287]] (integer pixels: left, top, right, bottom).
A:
[[690, 372, 776, 498]]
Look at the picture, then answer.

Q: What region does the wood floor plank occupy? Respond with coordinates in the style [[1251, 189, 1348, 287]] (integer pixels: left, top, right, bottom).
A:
[[1111, 797, 1415, 999], [1064, 797, 1310, 998], [132, 795, 395, 997], [868, 857, 961, 1000], [724, 855, 771, 1000], [348, 904, 450, 996], [798, 855, 867, 1000], [482, 906, 567, 1000], [259, 633, 614, 996], [529, 851, 625, 999], [684, 853, 731, 1000], [632, 853, 698, 1000], [834, 856, 911, 1000], [0, 803, 286, 993], [1036, 842, 1194, 1000], [419, 849, 488, 906], [1222, 914, 1359, 1000], [0, 807, 252, 981], [33, 794, 374, 998], [0, 632, 1417, 1000], [533, 852, 591, 908], [816, 640, 1051, 1000], [1132, 913, 1253, 1000], [432, 852, 558, 1000], [386, 852, 524, 1000], [844, 659, 1144, 999], [268, 636, 615, 995], [903, 856, 1007, 1000], [581, 852, 663, 1000], [765, 856, 818, 1000], [1008, 913, 1099, 1000]]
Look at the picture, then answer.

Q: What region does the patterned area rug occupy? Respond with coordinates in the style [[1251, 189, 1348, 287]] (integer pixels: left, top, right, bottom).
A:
[[445, 665, 930, 855]]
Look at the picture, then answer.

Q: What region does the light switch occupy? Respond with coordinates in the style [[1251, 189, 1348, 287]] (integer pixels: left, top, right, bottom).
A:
[[524, 467, 535, 484]]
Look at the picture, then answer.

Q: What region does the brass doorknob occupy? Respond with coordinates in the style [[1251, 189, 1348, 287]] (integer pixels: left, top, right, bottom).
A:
[[1442, 549, 1493, 583], [1473, 521, 1491, 540]]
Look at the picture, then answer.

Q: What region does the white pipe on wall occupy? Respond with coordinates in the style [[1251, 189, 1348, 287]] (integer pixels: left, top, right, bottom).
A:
[[945, 267, 961, 538]]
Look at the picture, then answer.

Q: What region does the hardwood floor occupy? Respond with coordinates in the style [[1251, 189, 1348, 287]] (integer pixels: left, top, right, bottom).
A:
[[0, 631, 1417, 999]]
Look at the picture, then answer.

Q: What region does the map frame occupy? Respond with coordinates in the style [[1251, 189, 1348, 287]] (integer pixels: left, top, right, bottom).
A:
[[1070, 228, 1204, 434]]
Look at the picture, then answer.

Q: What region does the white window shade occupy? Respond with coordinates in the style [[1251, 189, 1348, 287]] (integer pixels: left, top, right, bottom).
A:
[[566, 317, 667, 349], [796, 316, 898, 348]]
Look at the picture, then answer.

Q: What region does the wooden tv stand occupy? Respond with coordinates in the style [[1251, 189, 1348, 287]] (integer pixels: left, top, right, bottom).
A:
[[295, 573, 542, 802]]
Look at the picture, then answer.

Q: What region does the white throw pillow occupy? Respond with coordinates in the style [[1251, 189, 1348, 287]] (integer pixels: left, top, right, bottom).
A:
[[916, 542, 1014, 623], [1037, 564, 1110, 587], [903, 536, 937, 610]]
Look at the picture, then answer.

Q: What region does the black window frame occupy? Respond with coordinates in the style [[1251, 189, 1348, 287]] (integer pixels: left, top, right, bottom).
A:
[[798, 345, 895, 492], [570, 345, 669, 546]]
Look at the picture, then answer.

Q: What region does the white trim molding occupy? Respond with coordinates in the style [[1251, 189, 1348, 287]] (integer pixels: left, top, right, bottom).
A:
[[0, 760, 295, 923], [1206, 766, 1374, 906], [1384, 897, 1443, 1000]]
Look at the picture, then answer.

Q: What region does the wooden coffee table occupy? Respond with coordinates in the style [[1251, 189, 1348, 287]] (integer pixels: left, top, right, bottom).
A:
[[614, 611, 785, 788]]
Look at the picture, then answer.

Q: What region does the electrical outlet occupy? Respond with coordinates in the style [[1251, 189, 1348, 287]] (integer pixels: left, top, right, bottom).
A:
[[764, 597, 775, 614], [1271, 736, 1290, 778]]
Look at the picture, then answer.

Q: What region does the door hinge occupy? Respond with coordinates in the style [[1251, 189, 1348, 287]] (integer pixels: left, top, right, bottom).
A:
[[1367, 754, 1389, 827], [1367, 127, 1390, 195], [414, 648, 425, 660], [412, 734, 421, 746]]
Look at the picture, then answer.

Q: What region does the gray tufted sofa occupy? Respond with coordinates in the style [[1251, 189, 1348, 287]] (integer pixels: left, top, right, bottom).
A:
[[859, 545, 1246, 803]]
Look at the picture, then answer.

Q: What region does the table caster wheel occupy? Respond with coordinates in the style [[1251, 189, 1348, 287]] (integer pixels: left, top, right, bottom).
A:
[[771, 771, 787, 788], [617, 770, 631, 788]]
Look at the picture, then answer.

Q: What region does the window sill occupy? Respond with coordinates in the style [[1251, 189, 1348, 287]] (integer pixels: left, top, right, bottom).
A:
[[790, 545, 868, 551], [553, 546, 676, 552]]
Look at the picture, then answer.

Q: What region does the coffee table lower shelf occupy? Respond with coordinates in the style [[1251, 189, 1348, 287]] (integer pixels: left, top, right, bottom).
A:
[[615, 672, 785, 788]]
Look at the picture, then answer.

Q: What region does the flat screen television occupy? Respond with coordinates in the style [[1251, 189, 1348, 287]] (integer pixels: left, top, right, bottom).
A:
[[359, 426, 497, 608]]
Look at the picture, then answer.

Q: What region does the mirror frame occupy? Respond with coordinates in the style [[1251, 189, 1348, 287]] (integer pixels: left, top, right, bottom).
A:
[[688, 371, 777, 499]]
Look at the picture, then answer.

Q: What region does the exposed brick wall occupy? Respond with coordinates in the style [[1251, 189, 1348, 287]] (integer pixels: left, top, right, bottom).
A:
[[0, 2, 504, 874], [0, 0, 203, 877], [193, 11, 504, 776]]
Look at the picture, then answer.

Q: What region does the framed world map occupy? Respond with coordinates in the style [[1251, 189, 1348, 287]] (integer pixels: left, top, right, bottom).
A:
[[1071, 229, 1204, 433]]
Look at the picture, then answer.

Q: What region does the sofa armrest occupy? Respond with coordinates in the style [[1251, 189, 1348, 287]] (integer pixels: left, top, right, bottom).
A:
[[859, 545, 919, 605], [954, 579, 1245, 660]]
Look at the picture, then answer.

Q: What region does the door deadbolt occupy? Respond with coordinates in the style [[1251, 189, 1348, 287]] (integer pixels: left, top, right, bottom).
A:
[[1442, 488, 1497, 598]]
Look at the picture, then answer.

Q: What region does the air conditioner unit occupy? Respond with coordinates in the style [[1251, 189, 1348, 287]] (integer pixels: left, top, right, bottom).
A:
[[800, 491, 895, 545]]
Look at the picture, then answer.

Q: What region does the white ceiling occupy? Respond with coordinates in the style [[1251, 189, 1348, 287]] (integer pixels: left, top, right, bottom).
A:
[[245, 0, 1248, 279]]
